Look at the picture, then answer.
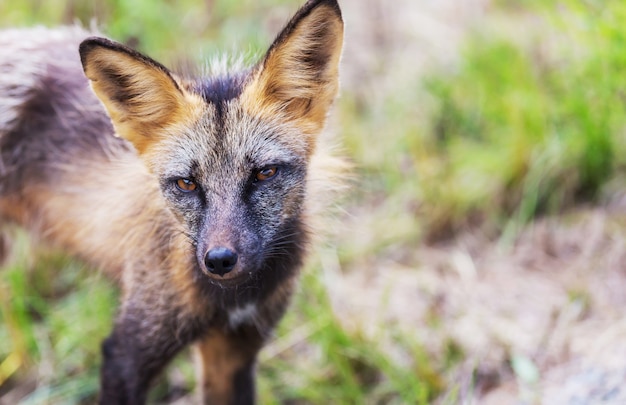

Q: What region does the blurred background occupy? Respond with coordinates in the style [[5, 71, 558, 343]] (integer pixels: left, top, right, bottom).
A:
[[2, 0, 626, 403]]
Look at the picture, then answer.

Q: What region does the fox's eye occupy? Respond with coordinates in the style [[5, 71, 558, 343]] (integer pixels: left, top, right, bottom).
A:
[[175, 178, 197, 192], [255, 167, 278, 182]]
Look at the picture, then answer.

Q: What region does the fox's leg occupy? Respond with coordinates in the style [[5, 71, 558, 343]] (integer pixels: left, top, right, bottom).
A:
[[99, 325, 183, 405], [99, 299, 196, 404], [194, 326, 264, 405]]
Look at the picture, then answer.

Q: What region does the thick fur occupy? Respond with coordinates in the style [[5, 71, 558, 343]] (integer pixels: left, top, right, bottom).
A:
[[0, 0, 343, 403]]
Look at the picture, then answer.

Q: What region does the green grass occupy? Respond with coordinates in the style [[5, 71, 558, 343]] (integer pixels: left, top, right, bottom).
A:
[[258, 268, 440, 404], [416, 0, 626, 238], [0, 232, 116, 402], [334, 1, 626, 244], [3, 0, 626, 403]]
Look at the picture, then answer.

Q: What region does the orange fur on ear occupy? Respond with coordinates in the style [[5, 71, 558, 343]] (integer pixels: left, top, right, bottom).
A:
[[79, 38, 197, 154], [242, 0, 344, 138]]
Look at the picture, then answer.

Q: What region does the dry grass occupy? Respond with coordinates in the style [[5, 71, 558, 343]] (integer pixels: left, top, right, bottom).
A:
[[330, 205, 626, 403]]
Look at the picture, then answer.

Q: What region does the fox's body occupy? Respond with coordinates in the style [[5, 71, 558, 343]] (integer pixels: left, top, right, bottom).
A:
[[0, 0, 343, 403]]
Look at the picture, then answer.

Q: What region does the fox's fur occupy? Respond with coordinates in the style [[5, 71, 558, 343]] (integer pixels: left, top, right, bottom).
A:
[[0, 0, 344, 403]]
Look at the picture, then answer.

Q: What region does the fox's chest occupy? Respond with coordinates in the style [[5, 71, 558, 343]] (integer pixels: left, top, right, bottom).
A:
[[227, 303, 258, 329]]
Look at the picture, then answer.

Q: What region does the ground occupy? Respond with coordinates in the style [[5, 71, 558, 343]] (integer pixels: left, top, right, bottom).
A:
[[332, 206, 626, 403]]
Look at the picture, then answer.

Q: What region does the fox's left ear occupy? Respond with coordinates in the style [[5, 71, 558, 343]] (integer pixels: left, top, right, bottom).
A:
[[242, 0, 344, 139]]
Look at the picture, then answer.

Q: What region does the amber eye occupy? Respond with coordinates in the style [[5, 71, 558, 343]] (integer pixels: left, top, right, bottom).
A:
[[255, 167, 278, 182], [175, 178, 197, 192]]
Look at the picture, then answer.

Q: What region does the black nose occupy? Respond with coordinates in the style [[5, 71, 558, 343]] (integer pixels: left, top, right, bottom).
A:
[[205, 247, 238, 276]]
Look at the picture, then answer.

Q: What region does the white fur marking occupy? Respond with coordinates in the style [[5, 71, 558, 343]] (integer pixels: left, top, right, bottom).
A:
[[228, 303, 258, 329]]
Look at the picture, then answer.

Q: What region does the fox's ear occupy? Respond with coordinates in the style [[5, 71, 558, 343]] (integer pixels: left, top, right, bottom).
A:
[[242, 0, 344, 139], [79, 38, 196, 154]]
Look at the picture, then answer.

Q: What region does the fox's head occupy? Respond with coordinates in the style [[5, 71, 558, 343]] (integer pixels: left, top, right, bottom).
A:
[[79, 0, 343, 293]]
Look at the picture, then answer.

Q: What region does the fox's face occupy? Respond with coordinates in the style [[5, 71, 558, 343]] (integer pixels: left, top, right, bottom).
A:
[[79, 0, 343, 284], [148, 102, 310, 282]]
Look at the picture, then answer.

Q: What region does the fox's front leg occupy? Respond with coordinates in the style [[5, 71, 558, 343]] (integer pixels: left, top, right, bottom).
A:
[[194, 326, 264, 405], [99, 301, 196, 404]]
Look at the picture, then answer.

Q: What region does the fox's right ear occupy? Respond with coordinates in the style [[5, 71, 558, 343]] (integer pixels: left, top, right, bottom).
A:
[[79, 38, 199, 154]]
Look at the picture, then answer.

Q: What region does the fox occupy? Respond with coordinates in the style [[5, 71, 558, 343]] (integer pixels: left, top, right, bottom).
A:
[[0, 0, 344, 403]]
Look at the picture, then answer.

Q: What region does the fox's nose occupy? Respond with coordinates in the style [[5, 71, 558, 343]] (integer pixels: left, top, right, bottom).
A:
[[205, 247, 238, 276]]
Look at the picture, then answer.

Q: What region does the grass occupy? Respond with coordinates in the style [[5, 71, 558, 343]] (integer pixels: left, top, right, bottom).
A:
[[2, 0, 626, 403], [417, 0, 626, 239], [258, 267, 441, 404]]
